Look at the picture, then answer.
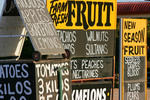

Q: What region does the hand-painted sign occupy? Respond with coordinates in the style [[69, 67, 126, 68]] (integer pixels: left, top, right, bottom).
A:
[[124, 56, 145, 81], [71, 57, 113, 80], [35, 60, 71, 100], [0, 60, 71, 100], [47, 0, 116, 30], [14, 0, 65, 55], [58, 30, 116, 57], [122, 19, 147, 57], [47, 0, 117, 57], [0, 61, 36, 100], [124, 81, 145, 100], [120, 18, 147, 100], [72, 81, 112, 100]]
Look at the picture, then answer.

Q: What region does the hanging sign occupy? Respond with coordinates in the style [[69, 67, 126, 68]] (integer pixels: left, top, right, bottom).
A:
[[14, 0, 65, 55], [47, 0, 117, 57], [120, 18, 147, 100]]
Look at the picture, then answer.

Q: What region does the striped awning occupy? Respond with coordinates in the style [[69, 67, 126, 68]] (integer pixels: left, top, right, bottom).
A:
[[117, 2, 150, 17]]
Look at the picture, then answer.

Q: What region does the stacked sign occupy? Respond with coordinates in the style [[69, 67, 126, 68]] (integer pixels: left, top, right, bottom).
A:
[[0, 60, 71, 100], [47, 0, 117, 99], [120, 18, 147, 100], [47, 0, 116, 57]]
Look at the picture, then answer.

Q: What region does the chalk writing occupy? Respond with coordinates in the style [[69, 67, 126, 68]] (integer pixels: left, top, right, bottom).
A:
[[57, 30, 76, 54], [86, 31, 109, 56], [0, 62, 36, 100], [127, 83, 140, 100], [124, 82, 145, 100], [14, 0, 65, 54], [125, 57, 141, 78], [36, 61, 70, 100], [71, 58, 113, 80]]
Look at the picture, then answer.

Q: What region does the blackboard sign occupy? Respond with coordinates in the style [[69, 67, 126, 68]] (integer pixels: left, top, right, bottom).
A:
[[57, 30, 116, 57], [72, 81, 112, 100], [3, 0, 19, 16], [14, 0, 65, 55], [124, 81, 145, 100], [124, 56, 145, 81], [71, 57, 113, 80], [0, 61, 36, 100], [35, 60, 71, 100], [47, 0, 116, 57]]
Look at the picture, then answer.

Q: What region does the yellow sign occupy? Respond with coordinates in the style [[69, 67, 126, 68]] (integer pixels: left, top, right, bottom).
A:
[[122, 19, 147, 57], [47, 0, 117, 30], [121, 18, 147, 100]]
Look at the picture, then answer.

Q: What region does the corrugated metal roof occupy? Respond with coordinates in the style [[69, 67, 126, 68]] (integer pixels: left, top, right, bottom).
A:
[[117, 2, 150, 15]]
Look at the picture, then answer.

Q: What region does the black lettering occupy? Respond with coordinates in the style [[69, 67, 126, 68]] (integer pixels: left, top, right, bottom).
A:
[[128, 21, 131, 29], [97, 2, 103, 26], [66, 1, 75, 26], [124, 21, 128, 29], [124, 46, 128, 55], [124, 33, 128, 42], [129, 46, 134, 55], [75, 1, 88, 30], [104, 2, 113, 26], [87, 2, 97, 26], [128, 33, 131, 42]]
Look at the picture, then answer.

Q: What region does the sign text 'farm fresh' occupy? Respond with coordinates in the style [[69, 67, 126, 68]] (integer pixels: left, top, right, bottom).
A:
[[47, 0, 116, 30]]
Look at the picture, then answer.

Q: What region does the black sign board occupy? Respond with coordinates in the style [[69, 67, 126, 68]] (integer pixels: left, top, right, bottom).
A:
[[35, 60, 71, 100], [13, 0, 65, 55], [3, 0, 19, 16], [72, 81, 112, 100], [124, 56, 145, 81], [71, 57, 113, 80], [0, 61, 36, 100], [124, 81, 145, 100], [57, 30, 116, 57]]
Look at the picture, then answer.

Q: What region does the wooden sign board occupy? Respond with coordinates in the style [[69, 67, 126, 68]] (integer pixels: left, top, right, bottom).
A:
[[47, 0, 117, 57], [14, 0, 65, 55], [35, 60, 71, 100], [71, 57, 113, 80], [120, 18, 147, 100], [124, 81, 145, 100], [72, 81, 112, 100], [58, 30, 116, 57], [0, 61, 36, 100], [124, 56, 145, 81]]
